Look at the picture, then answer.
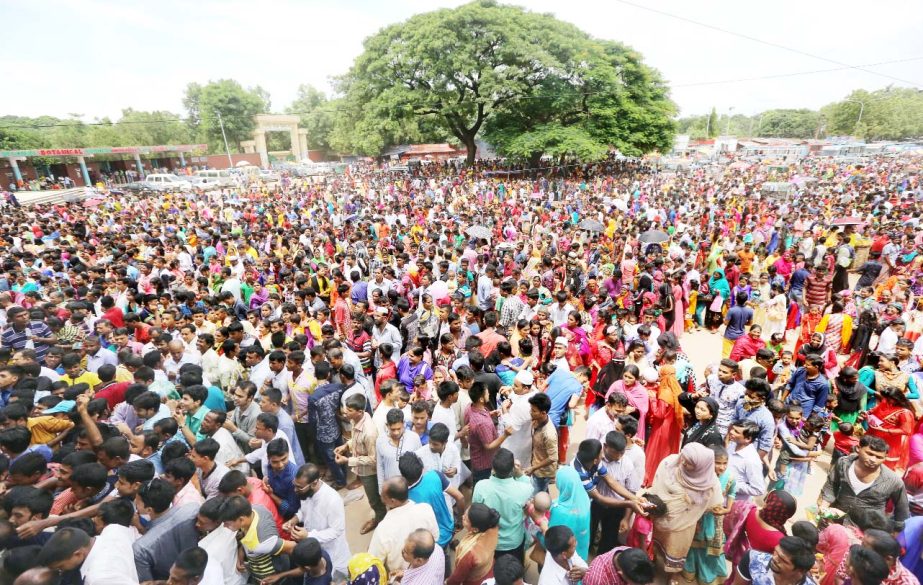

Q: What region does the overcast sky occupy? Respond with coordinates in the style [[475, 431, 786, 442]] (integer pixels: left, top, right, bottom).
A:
[[2, 0, 921, 122]]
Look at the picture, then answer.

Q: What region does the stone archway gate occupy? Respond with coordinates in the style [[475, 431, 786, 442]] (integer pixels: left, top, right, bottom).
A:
[[242, 114, 309, 167]]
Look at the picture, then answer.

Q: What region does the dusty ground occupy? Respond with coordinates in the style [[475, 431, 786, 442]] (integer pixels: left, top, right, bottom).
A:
[[336, 325, 830, 582]]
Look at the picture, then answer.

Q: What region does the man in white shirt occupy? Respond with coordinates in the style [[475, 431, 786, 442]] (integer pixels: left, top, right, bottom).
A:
[[416, 423, 467, 510], [371, 308, 402, 368], [538, 525, 588, 585], [282, 464, 351, 581], [38, 524, 140, 585], [196, 496, 248, 585], [197, 334, 221, 384], [876, 319, 905, 356], [368, 477, 440, 575], [194, 411, 248, 473], [83, 335, 119, 374], [498, 370, 537, 467], [219, 268, 242, 302], [614, 415, 646, 494], [585, 393, 621, 445], [727, 420, 766, 501], [548, 292, 575, 328], [165, 340, 201, 381]]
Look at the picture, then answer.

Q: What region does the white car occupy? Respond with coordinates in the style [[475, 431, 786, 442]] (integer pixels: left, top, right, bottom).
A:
[[144, 173, 192, 191], [258, 169, 281, 182], [186, 176, 219, 191]]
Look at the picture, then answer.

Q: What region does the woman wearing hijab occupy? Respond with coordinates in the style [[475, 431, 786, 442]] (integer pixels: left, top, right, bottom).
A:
[[446, 504, 500, 585], [831, 367, 866, 432], [794, 304, 824, 357], [346, 553, 387, 585], [705, 270, 730, 332], [682, 397, 724, 449], [724, 489, 798, 574], [548, 466, 592, 561], [797, 332, 839, 379], [647, 443, 723, 585]]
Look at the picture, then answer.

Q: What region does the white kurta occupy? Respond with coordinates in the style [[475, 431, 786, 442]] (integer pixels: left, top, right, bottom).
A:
[[295, 482, 352, 579]]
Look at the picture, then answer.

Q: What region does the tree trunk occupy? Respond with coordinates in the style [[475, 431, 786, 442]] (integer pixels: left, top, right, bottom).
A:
[[463, 134, 477, 165], [528, 151, 542, 170]]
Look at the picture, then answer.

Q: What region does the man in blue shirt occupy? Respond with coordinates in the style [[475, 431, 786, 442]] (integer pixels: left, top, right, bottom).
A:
[[543, 364, 588, 465], [788, 260, 810, 304], [783, 354, 830, 416], [264, 438, 299, 520], [733, 378, 776, 465], [259, 387, 305, 466], [398, 452, 463, 551]]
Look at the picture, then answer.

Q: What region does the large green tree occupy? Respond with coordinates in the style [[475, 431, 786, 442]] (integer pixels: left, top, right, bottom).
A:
[[286, 84, 337, 151], [339, 0, 669, 162], [484, 39, 675, 163], [706, 107, 719, 138], [821, 87, 923, 141], [183, 79, 268, 152], [756, 109, 821, 138]]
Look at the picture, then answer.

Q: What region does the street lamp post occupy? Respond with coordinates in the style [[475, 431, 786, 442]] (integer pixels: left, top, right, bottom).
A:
[[726, 107, 735, 135], [216, 111, 234, 169], [843, 99, 865, 137]]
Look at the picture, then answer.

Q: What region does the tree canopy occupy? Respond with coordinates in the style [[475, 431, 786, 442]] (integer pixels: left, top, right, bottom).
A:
[[677, 87, 923, 141], [335, 0, 675, 162], [183, 80, 269, 152]]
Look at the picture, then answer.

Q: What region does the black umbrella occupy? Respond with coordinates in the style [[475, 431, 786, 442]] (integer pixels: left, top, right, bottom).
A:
[[639, 229, 670, 244], [578, 219, 605, 232]]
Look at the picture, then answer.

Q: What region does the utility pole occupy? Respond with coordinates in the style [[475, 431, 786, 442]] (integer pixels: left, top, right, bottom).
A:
[[726, 107, 735, 135], [216, 111, 234, 169]]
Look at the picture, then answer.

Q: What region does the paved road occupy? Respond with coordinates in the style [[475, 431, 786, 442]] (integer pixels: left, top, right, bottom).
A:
[[336, 326, 830, 581]]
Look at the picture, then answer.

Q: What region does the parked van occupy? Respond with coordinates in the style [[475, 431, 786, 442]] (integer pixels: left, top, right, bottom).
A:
[[194, 169, 235, 187], [144, 173, 191, 191]]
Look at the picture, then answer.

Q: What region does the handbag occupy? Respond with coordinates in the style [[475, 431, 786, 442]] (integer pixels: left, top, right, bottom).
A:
[[709, 295, 725, 313]]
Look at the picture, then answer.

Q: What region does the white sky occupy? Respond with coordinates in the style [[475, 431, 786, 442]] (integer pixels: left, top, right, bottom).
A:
[[2, 0, 921, 121]]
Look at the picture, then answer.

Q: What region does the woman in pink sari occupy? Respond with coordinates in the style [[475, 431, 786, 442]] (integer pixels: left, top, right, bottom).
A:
[[605, 364, 648, 440], [671, 274, 686, 338], [910, 417, 923, 468], [564, 310, 591, 365], [773, 250, 794, 284], [816, 508, 893, 585]]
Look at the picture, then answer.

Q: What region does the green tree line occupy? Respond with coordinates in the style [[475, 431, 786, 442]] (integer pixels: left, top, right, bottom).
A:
[[677, 87, 923, 141], [4, 2, 919, 161]]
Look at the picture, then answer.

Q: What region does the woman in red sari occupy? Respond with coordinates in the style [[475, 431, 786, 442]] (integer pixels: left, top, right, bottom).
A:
[[729, 324, 766, 362], [866, 386, 917, 472], [643, 356, 684, 486]]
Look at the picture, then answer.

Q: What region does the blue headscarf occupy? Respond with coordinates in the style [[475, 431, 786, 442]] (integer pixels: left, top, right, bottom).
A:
[[549, 466, 592, 560]]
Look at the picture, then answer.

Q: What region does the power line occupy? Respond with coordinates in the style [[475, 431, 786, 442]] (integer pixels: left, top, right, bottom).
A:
[[612, 0, 922, 88], [0, 56, 920, 132], [672, 56, 923, 88]]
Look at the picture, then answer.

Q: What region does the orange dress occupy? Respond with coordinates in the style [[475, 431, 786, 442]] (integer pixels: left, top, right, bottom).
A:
[[643, 365, 685, 486]]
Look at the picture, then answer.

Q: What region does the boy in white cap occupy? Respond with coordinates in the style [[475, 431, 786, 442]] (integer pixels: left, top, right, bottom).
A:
[[498, 369, 538, 468], [551, 337, 570, 372]]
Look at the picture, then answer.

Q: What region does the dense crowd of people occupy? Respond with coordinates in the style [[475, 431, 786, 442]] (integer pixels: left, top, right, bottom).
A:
[[0, 152, 921, 585]]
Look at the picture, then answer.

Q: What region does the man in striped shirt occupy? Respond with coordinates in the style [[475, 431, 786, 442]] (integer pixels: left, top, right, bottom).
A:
[[0, 307, 56, 365]]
